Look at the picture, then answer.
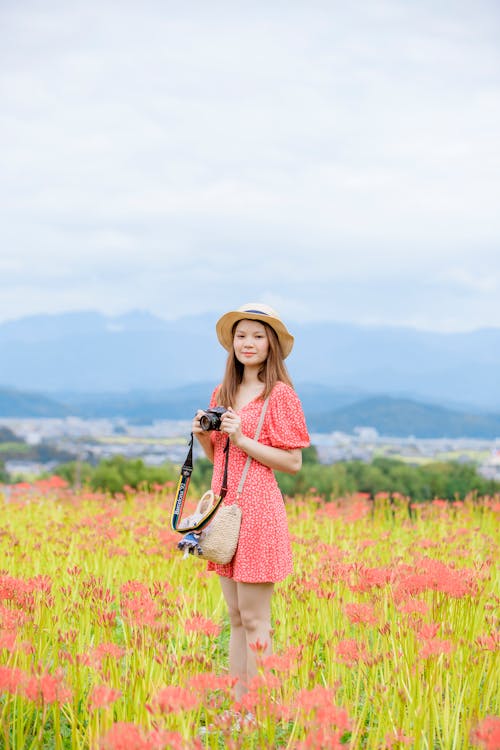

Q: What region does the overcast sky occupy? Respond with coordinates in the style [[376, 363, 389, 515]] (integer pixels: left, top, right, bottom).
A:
[[1, 0, 499, 331]]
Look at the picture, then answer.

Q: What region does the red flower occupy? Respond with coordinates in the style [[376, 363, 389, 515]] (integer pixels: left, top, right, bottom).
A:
[[99, 722, 154, 750], [419, 638, 453, 659], [470, 716, 500, 750], [151, 685, 200, 714], [188, 672, 236, 692], [23, 669, 72, 704], [0, 665, 24, 695], [89, 684, 122, 710], [336, 638, 368, 666], [344, 602, 377, 626], [185, 615, 220, 637]]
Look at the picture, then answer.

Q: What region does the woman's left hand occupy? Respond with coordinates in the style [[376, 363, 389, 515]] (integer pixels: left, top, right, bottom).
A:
[[220, 408, 243, 445]]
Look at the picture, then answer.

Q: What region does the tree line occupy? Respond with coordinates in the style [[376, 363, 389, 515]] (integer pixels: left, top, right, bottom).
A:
[[3, 446, 496, 502]]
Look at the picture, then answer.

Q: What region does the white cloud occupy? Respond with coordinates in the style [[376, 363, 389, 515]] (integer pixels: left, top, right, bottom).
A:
[[0, 0, 499, 329]]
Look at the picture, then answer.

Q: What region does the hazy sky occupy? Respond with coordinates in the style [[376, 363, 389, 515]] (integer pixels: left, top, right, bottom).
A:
[[1, 0, 499, 331]]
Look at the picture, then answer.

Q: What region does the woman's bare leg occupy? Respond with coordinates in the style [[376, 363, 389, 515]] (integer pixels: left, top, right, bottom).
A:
[[219, 576, 248, 700], [219, 578, 275, 701], [236, 581, 274, 689]]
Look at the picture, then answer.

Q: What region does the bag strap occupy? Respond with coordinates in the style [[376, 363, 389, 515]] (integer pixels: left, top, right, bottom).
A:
[[236, 396, 269, 498]]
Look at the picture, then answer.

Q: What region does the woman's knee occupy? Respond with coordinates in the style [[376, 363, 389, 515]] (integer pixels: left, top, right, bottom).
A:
[[239, 608, 269, 634], [226, 605, 243, 628]]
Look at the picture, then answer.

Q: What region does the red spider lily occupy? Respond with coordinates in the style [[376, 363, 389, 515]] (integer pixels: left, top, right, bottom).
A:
[[0, 575, 33, 607], [185, 615, 221, 637], [292, 726, 348, 750], [99, 722, 199, 750], [260, 645, 303, 673], [33, 476, 68, 493], [476, 633, 500, 651], [0, 604, 28, 629], [120, 592, 162, 629], [294, 686, 351, 746], [384, 729, 414, 747], [353, 564, 395, 592], [0, 629, 17, 651], [415, 622, 440, 640], [108, 547, 130, 557], [470, 716, 500, 750], [23, 669, 72, 704], [336, 638, 368, 667], [344, 602, 377, 626], [248, 638, 268, 654], [419, 638, 453, 659], [79, 642, 125, 670], [89, 684, 122, 710], [120, 580, 150, 597], [397, 598, 429, 616], [93, 642, 126, 661], [150, 685, 201, 714], [389, 553, 480, 601], [96, 609, 118, 628], [188, 672, 236, 692], [0, 665, 25, 695], [295, 685, 345, 718], [237, 672, 283, 716]]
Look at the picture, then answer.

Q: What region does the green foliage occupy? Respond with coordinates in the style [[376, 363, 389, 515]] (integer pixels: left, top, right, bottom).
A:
[[0, 459, 8, 483], [0, 439, 73, 463], [57, 456, 179, 494], [55, 449, 500, 502], [277, 452, 499, 502]]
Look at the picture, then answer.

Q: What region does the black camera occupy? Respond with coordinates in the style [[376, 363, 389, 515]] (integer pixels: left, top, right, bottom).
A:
[[199, 406, 228, 431]]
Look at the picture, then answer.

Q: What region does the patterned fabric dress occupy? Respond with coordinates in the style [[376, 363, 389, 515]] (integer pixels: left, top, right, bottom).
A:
[[206, 381, 310, 583]]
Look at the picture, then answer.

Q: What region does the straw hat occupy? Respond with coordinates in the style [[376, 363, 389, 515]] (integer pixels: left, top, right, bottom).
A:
[[216, 303, 294, 358]]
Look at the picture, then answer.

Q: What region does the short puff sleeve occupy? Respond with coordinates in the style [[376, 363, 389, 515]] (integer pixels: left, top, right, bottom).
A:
[[267, 382, 310, 450]]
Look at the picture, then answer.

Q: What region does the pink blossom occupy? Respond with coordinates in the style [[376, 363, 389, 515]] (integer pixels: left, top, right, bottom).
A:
[[89, 684, 122, 710], [336, 638, 368, 666], [470, 716, 500, 750], [151, 685, 200, 713], [185, 615, 220, 637], [419, 638, 453, 659], [344, 602, 377, 626]]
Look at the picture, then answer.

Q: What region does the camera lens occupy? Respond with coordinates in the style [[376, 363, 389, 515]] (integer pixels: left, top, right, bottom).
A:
[[200, 414, 213, 432]]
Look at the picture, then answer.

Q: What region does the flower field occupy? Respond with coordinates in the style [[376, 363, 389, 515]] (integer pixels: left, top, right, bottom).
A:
[[0, 478, 498, 749]]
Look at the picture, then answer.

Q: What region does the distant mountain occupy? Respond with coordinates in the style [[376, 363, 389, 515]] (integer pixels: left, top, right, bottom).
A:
[[0, 387, 69, 418], [307, 396, 500, 439], [1, 385, 500, 439], [0, 309, 499, 410]]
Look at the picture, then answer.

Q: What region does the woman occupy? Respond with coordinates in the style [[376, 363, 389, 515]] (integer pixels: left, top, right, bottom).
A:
[[192, 303, 309, 701]]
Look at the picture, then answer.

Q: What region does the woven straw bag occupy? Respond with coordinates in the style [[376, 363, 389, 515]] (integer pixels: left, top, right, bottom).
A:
[[197, 504, 242, 564]]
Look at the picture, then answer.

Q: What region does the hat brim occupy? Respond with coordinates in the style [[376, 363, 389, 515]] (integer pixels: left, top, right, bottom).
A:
[[216, 310, 294, 358]]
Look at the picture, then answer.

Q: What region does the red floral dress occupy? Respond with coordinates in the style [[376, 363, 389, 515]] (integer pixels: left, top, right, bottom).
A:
[[206, 381, 310, 583]]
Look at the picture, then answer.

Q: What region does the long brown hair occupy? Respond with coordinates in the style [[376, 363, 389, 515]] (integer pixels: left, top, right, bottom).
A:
[[216, 320, 294, 408]]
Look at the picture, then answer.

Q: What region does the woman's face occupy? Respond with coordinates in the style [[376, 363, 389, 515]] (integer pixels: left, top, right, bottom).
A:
[[233, 319, 269, 367]]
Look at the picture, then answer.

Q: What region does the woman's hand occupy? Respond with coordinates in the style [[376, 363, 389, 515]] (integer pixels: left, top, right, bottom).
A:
[[192, 410, 206, 435], [220, 408, 243, 446], [192, 410, 214, 462]]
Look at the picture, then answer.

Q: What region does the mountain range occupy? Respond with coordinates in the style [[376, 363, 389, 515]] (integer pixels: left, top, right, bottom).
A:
[[1, 309, 499, 407], [0, 309, 499, 438], [1, 384, 500, 438]]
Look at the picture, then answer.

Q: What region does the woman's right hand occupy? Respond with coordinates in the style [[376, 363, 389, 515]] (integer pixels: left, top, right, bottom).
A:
[[192, 410, 214, 462], [192, 410, 207, 435]]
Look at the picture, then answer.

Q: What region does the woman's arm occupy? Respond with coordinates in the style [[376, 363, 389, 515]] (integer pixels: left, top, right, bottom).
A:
[[219, 409, 302, 474]]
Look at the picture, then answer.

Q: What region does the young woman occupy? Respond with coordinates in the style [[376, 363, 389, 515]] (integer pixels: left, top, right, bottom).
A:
[[192, 303, 309, 701]]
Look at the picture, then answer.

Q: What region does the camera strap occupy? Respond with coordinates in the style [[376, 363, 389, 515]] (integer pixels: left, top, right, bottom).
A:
[[170, 397, 268, 535], [170, 434, 229, 533]]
